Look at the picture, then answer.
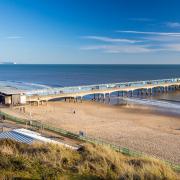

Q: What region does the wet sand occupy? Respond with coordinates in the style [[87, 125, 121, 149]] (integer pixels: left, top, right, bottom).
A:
[[2, 101, 180, 164]]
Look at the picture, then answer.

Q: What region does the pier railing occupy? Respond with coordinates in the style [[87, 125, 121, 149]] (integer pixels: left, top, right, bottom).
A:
[[26, 78, 180, 96], [0, 110, 180, 172]]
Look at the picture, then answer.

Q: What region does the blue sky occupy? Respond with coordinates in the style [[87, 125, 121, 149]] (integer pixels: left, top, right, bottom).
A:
[[1, 0, 180, 64]]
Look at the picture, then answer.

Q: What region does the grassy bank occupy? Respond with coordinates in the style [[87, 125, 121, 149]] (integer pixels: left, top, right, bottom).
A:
[[0, 139, 179, 180]]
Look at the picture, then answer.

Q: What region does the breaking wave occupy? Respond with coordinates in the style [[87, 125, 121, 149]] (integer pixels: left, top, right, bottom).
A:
[[0, 80, 51, 91], [122, 97, 180, 115]]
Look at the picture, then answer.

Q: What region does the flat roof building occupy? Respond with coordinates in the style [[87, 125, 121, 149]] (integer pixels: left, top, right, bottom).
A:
[[0, 128, 78, 150]]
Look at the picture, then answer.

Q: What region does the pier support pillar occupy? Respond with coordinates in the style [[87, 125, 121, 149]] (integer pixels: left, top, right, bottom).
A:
[[150, 88, 153, 96], [162, 87, 165, 93], [108, 93, 111, 103], [98, 94, 100, 101], [131, 90, 133, 97], [73, 97, 77, 103], [166, 86, 168, 92], [122, 91, 124, 97], [158, 88, 161, 93], [137, 90, 140, 96], [103, 93, 105, 102]]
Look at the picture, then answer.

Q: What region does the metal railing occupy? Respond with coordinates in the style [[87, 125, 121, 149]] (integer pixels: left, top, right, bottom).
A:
[[0, 110, 180, 172]]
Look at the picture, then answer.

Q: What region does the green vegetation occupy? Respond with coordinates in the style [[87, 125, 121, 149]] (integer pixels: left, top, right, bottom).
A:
[[0, 139, 179, 180]]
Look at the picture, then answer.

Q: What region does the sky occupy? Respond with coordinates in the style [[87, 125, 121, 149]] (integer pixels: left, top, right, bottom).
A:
[[0, 0, 180, 64]]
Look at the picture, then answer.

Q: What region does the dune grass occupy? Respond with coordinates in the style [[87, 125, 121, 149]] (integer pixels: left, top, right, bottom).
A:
[[0, 139, 179, 180]]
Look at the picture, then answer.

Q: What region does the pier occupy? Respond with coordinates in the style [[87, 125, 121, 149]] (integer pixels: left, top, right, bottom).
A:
[[0, 78, 180, 106], [26, 78, 180, 105]]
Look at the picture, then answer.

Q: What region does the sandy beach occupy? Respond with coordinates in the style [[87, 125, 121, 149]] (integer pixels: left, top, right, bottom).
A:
[[2, 101, 180, 164]]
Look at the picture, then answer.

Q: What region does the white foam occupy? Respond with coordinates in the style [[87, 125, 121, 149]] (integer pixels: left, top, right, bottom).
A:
[[122, 97, 180, 114]]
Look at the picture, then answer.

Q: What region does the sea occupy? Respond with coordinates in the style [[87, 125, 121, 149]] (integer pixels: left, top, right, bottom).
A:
[[0, 64, 180, 86], [0, 64, 180, 114]]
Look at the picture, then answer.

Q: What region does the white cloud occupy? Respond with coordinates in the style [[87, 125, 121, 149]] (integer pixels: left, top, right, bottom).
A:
[[81, 45, 153, 53], [81, 30, 180, 54], [162, 44, 180, 51], [143, 35, 180, 43], [166, 22, 180, 28], [81, 43, 180, 53], [117, 30, 180, 37], [81, 36, 140, 43]]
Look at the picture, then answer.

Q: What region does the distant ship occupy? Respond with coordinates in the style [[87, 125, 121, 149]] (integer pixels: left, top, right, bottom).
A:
[[0, 62, 17, 65]]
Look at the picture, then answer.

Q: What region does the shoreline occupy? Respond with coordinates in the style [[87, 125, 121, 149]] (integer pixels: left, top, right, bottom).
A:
[[1, 100, 180, 164]]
